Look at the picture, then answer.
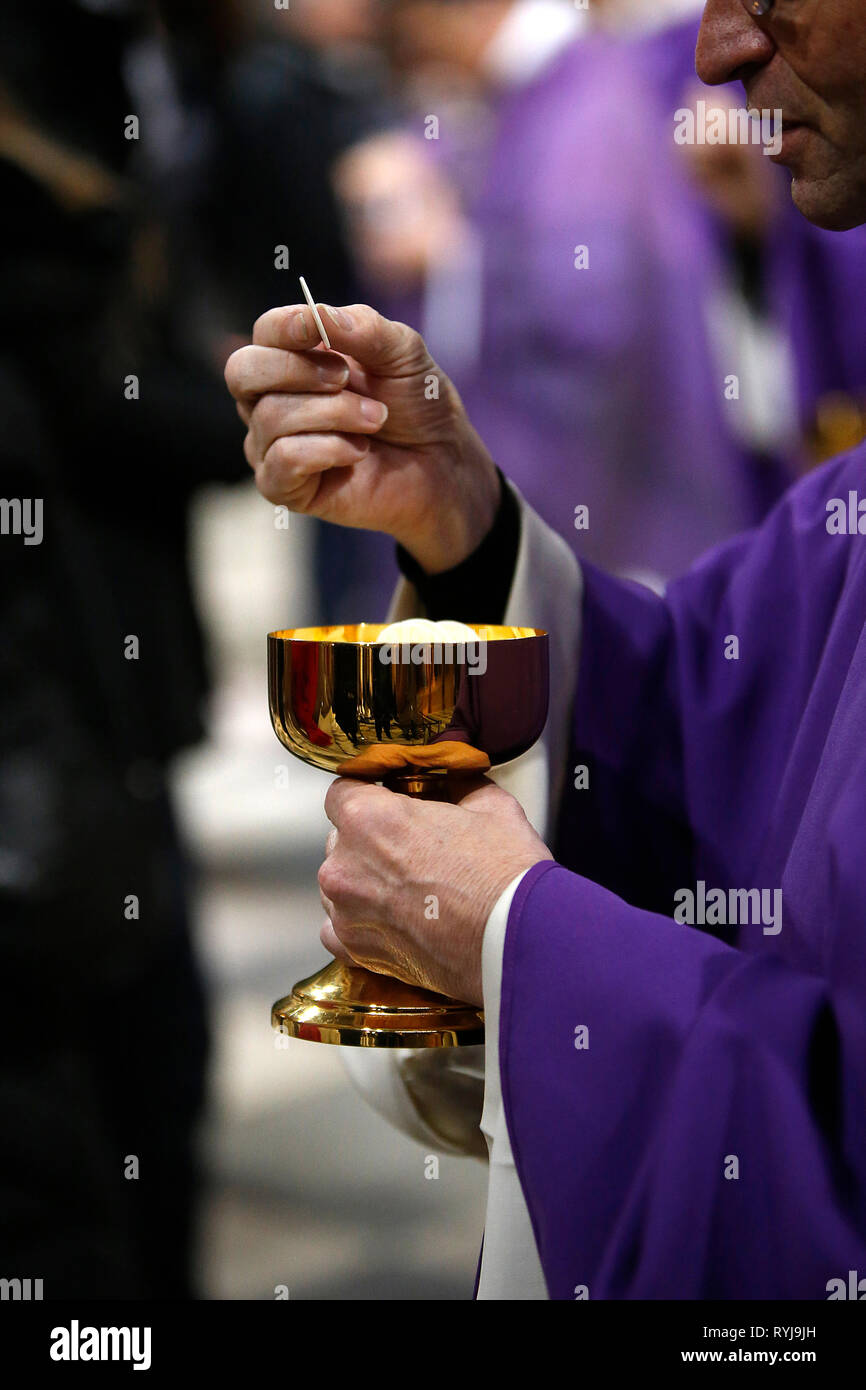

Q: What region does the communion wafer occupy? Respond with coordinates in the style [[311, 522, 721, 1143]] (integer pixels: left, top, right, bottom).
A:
[[376, 619, 480, 643]]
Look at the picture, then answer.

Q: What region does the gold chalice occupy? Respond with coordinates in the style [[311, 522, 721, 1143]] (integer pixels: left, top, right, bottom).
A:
[[269, 622, 549, 1047]]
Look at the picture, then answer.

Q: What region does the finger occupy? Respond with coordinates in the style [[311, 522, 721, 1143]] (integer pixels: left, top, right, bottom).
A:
[[249, 389, 389, 457], [225, 343, 349, 401], [252, 304, 323, 350], [325, 827, 338, 858], [444, 771, 494, 804], [320, 917, 355, 964], [257, 434, 371, 497], [254, 302, 432, 378], [324, 777, 392, 830], [450, 777, 523, 816], [243, 429, 257, 470]]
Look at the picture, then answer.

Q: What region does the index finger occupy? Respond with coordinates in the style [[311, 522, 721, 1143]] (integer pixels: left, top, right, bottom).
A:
[[224, 343, 349, 400], [254, 301, 432, 378], [253, 304, 325, 350]]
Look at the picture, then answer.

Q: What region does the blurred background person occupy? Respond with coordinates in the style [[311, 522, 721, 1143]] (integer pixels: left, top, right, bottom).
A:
[[0, 0, 487, 1303], [183, 0, 401, 621], [333, 0, 866, 585], [0, 0, 253, 1298]]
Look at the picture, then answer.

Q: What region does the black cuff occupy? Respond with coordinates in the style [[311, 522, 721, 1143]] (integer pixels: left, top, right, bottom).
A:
[[395, 468, 520, 623]]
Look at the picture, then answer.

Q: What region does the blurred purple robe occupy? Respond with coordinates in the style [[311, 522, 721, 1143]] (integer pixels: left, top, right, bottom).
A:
[[451, 31, 759, 578], [413, 20, 866, 579], [500, 445, 866, 1298]]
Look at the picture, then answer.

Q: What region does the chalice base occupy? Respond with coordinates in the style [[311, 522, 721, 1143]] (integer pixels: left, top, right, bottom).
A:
[[271, 959, 485, 1048]]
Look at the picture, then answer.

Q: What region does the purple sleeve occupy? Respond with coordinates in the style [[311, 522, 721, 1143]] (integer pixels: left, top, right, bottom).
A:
[[556, 449, 865, 910], [501, 862, 866, 1299], [503, 449, 866, 1298]]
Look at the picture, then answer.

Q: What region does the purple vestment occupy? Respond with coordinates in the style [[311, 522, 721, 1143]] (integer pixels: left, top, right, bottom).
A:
[[500, 445, 866, 1298]]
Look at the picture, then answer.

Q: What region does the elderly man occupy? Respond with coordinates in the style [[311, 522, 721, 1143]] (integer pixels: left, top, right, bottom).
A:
[[226, 0, 866, 1299]]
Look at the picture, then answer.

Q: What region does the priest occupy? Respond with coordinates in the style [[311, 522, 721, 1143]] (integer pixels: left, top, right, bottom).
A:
[[225, 0, 866, 1298]]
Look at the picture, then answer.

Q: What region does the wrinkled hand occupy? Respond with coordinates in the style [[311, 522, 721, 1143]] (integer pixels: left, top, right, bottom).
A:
[[318, 777, 553, 1006], [224, 301, 500, 574]]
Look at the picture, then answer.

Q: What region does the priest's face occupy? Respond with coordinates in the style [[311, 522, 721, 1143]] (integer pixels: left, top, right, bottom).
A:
[[696, 0, 866, 231]]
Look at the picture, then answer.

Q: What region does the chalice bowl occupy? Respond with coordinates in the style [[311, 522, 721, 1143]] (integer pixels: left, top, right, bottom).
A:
[[269, 620, 549, 1047]]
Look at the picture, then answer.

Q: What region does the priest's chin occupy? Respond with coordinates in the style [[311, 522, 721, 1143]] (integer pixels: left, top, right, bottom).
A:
[[788, 154, 866, 233]]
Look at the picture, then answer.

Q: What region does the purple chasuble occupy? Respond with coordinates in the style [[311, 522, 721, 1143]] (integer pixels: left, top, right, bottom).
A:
[[500, 445, 866, 1298]]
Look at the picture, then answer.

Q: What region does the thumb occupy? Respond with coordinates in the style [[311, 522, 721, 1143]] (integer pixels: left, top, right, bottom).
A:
[[317, 302, 434, 377]]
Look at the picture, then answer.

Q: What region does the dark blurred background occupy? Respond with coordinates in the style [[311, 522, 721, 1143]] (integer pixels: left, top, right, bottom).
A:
[[1, 0, 865, 1300]]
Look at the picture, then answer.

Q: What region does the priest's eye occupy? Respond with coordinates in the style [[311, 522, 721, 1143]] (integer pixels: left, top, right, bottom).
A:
[[741, 0, 801, 15]]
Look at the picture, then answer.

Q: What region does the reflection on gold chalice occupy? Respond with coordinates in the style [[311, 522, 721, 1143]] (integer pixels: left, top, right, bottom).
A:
[[269, 622, 549, 1047]]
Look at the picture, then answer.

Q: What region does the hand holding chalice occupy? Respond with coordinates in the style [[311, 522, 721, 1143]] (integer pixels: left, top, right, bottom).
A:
[[268, 617, 549, 1047]]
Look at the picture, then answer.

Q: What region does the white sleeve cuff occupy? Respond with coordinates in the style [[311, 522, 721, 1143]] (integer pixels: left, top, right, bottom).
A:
[[480, 870, 528, 1142], [477, 867, 549, 1299]]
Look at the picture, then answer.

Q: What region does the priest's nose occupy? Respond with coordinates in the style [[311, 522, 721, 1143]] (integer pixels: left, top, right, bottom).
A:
[[696, 0, 776, 88]]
